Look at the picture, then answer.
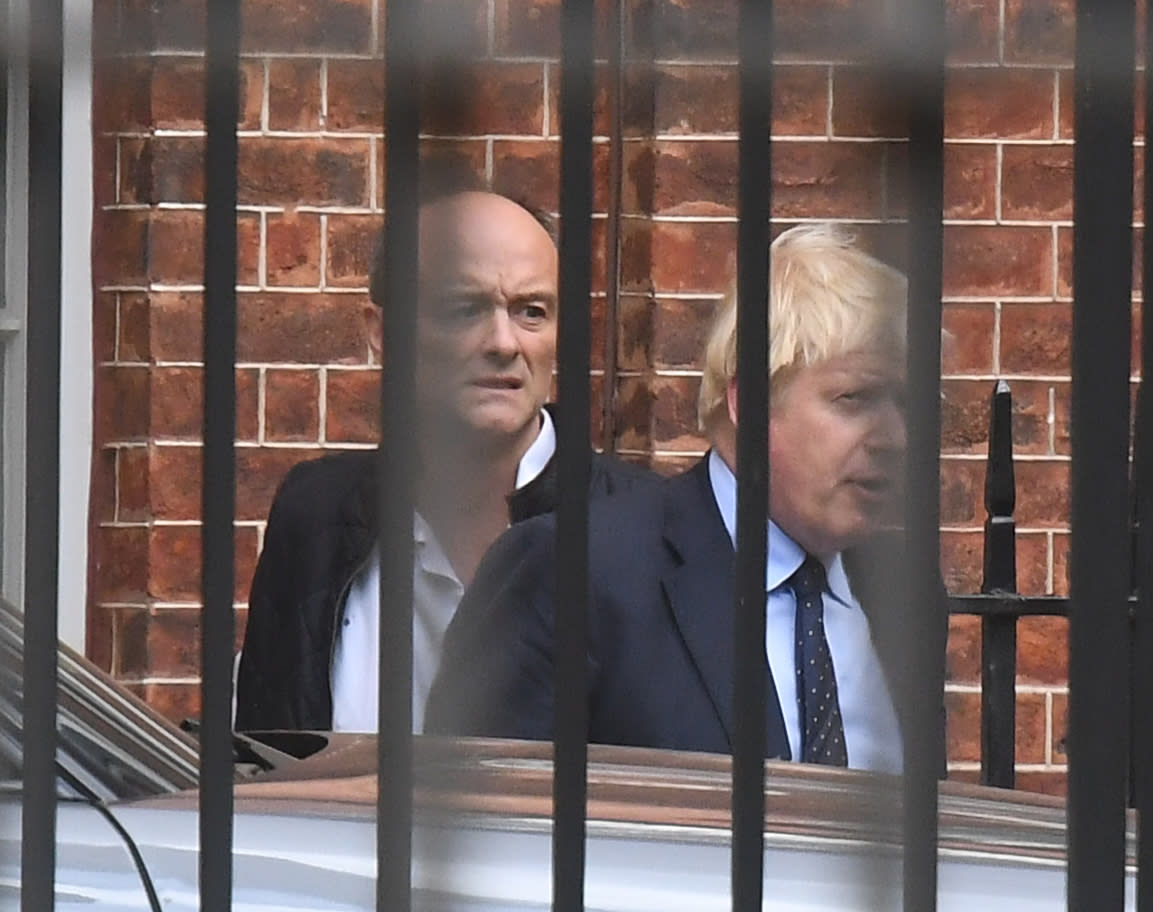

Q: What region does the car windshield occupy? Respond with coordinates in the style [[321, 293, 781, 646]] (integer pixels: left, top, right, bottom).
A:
[[0, 598, 199, 802]]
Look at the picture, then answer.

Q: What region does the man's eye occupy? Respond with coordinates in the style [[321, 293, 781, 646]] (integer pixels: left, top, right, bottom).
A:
[[519, 303, 550, 323], [441, 299, 485, 320]]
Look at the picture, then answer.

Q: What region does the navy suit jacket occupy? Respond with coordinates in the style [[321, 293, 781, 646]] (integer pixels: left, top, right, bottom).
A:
[[425, 457, 944, 759]]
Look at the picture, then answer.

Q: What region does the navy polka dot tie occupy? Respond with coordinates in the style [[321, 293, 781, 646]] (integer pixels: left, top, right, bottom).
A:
[[789, 556, 848, 766]]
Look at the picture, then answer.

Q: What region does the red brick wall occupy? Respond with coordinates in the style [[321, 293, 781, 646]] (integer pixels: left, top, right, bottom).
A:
[[89, 0, 1103, 793]]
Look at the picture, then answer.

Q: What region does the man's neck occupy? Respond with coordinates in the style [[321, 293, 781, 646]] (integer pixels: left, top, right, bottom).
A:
[[415, 415, 543, 585]]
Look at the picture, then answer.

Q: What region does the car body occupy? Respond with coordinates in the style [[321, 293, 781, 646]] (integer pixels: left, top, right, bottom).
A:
[[0, 599, 1138, 910]]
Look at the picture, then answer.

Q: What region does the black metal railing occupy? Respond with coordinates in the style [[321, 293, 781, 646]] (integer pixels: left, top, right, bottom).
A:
[[13, 1, 1153, 911]]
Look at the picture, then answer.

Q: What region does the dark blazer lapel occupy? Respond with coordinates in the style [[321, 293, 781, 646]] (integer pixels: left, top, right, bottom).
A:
[[660, 457, 791, 759]]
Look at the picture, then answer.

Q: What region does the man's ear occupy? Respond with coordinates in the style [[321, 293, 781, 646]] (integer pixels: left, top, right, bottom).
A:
[[363, 304, 383, 360], [726, 378, 739, 427]]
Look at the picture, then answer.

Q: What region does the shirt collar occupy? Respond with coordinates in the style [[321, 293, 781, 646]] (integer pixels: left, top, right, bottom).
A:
[[706, 449, 855, 608], [515, 409, 556, 490]]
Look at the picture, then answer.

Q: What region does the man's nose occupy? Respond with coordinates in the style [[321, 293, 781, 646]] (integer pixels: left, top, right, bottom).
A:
[[871, 399, 907, 453], [484, 307, 520, 359]]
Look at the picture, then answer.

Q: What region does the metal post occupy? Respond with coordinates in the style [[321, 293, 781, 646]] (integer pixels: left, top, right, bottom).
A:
[[732, 1, 771, 909], [981, 381, 1017, 789], [20, 0, 62, 906], [553, 1, 595, 910], [1068, 1, 1136, 909], [200, 0, 240, 908], [378, 1, 420, 910], [901, 0, 947, 903]]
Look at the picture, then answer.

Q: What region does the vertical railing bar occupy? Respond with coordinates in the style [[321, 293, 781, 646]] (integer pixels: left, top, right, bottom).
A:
[[980, 380, 1017, 789], [553, 1, 595, 910], [200, 0, 240, 909], [732, 1, 771, 909], [1132, 0, 1153, 890], [1133, 0, 1153, 902], [377, 0, 420, 910], [902, 0, 947, 903], [1134, 375, 1153, 911], [20, 0, 62, 907], [1068, 1, 1136, 909], [599, 0, 625, 455]]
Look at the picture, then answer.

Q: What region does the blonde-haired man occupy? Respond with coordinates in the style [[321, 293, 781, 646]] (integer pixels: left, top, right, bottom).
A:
[[427, 224, 939, 771]]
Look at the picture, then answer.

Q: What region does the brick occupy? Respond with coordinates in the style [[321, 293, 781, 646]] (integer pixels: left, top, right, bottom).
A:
[[1004, 0, 1073, 65], [118, 139, 154, 207], [941, 528, 982, 593], [651, 297, 716, 369], [373, 141, 489, 210], [617, 295, 653, 371], [1015, 771, 1067, 796], [1057, 70, 1073, 139], [86, 604, 115, 673], [125, 683, 201, 725], [91, 448, 117, 525], [651, 375, 708, 451], [238, 138, 371, 207], [150, 366, 260, 441], [945, 69, 1055, 140], [493, 0, 615, 58], [417, 0, 490, 60], [615, 375, 655, 452], [94, 136, 117, 209], [650, 220, 735, 294], [117, 607, 201, 676], [774, 141, 886, 219], [946, 0, 1000, 63], [1016, 531, 1050, 596], [265, 369, 321, 442], [774, 66, 831, 136], [942, 226, 1053, 297], [237, 294, 368, 364], [267, 212, 323, 288], [1001, 145, 1073, 222], [648, 141, 736, 216], [326, 369, 381, 443], [144, 137, 206, 204], [150, 446, 203, 520], [945, 690, 981, 762], [831, 66, 909, 138], [94, 292, 117, 363], [150, 0, 208, 52], [942, 303, 995, 375], [116, 293, 151, 363], [91, 526, 149, 602], [1051, 531, 1069, 597], [1000, 304, 1071, 375], [93, 209, 149, 288], [237, 448, 321, 521], [1018, 616, 1068, 684], [1018, 379, 1069, 456], [491, 141, 561, 213], [147, 210, 261, 287], [118, 446, 152, 522], [946, 613, 980, 682], [150, 293, 204, 363], [941, 379, 991, 455], [944, 143, 997, 220], [268, 60, 323, 132], [1051, 690, 1068, 760], [324, 213, 378, 288], [425, 62, 545, 137], [1016, 692, 1048, 764], [93, 58, 152, 132], [242, 0, 373, 54], [1015, 460, 1070, 528], [95, 365, 150, 442], [940, 457, 982, 526], [324, 59, 382, 132], [650, 66, 738, 136], [148, 58, 262, 130], [776, 0, 891, 62], [619, 218, 656, 293], [147, 526, 260, 604]]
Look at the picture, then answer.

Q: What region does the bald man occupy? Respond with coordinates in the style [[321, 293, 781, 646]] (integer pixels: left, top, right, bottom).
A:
[[235, 187, 650, 733]]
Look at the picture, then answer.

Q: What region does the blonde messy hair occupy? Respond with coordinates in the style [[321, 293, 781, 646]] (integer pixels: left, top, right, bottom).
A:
[[697, 223, 908, 435]]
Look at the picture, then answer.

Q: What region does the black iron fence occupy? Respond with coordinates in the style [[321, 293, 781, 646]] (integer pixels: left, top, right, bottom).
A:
[[15, 0, 1153, 911]]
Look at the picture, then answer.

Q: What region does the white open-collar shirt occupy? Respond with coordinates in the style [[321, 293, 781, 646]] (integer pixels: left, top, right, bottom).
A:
[[707, 450, 902, 772], [331, 410, 557, 733]]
